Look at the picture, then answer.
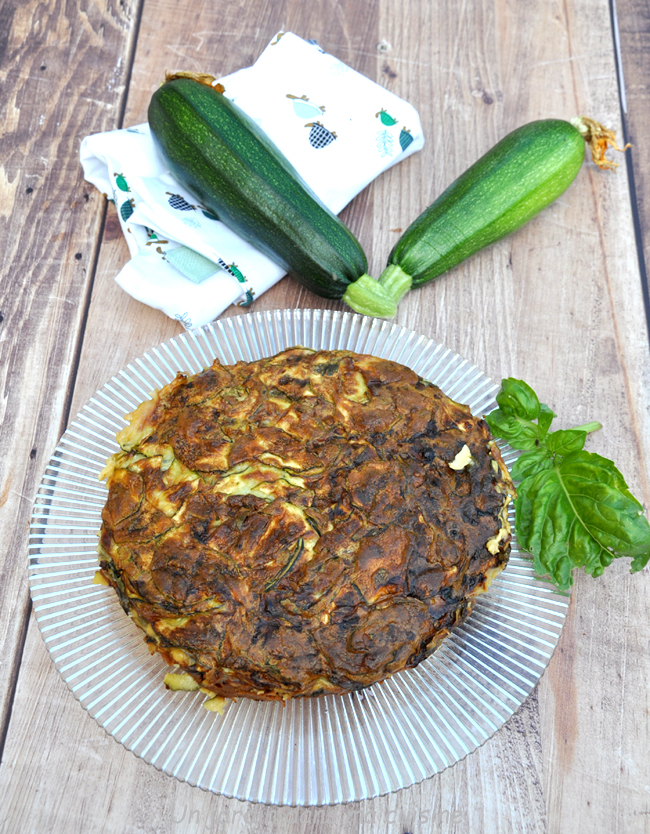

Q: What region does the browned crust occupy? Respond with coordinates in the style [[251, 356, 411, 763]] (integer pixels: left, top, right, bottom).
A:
[[98, 348, 515, 700]]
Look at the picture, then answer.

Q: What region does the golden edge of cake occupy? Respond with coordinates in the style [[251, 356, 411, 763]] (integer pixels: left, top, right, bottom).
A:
[[96, 347, 516, 705]]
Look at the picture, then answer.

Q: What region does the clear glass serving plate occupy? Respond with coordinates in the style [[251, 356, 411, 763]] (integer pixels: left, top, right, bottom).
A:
[[28, 309, 569, 806]]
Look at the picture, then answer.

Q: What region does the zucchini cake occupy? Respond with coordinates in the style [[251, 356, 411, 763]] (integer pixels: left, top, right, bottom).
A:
[[98, 347, 514, 702]]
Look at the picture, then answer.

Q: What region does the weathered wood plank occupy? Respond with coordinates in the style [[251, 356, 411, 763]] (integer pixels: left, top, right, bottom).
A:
[[518, 1, 650, 831], [616, 0, 650, 329], [0, 613, 548, 833], [0, 0, 143, 744]]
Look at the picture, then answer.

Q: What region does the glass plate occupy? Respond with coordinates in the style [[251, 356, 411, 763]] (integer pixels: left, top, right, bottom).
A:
[[28, 309, 569, 806]]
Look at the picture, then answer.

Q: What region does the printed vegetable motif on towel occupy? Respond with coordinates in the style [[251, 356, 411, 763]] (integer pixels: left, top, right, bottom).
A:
[[399, 128, 414, 150], [216, 257, 247, 285], [286, 93, 325, 120], [375, 111, 414, 158], [120, 198, 135, 221], [167, 193, 197, 211], [305, 121, 337, 148], [114, 173, 130, 192], [376, 109, 397, 126]]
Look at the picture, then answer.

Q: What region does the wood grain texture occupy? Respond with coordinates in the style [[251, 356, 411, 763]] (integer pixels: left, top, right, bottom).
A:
[[1, 616, 548, 833], [0, 0, 142, 744], [1, 0, 649, 831], [616, 0, 650, 330]]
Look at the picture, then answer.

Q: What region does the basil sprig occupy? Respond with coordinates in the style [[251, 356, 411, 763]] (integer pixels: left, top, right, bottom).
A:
[[486, 378, 650, 590]]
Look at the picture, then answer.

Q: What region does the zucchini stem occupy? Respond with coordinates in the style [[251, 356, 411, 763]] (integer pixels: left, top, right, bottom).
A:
[[378, 263, 413, 301], [571, 116, 631, 170], [165, 71, 225, 93], [343, 266, 413, 318], [342, 274, 398, 318]]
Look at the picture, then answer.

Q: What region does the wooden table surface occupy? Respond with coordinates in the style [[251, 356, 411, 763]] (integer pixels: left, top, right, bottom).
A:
[[2, 1, 650, 831]]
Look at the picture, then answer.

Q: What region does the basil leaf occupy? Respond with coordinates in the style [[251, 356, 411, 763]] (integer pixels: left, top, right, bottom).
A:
[[545, 429, 587, 457], [510, 448, 553, 481], [484, 408, 540, 451], [537, 404, 556, 438], [488, 380, 557, 450], [514, 449, 650, 590], [496, 378, 541, 420], [487, 377, 649, 589]]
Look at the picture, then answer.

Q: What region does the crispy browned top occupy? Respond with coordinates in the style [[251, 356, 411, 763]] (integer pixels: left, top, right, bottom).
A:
[[98, 348, 514, 700]]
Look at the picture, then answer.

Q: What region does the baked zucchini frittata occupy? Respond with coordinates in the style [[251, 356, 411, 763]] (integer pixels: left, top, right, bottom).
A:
[[98, 347, 514, 701]]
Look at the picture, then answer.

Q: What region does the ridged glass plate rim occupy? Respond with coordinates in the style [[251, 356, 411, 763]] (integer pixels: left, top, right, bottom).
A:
[[28, 308, 569, 806]]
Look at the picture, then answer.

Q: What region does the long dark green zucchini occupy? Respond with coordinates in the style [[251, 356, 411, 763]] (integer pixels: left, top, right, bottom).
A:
[[148, 73, 396, 312], [342, 117, 627, 316]]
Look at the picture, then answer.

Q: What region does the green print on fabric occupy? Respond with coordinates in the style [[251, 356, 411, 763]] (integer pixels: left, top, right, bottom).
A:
[[376, 129, 394, 158], [227, 263, 245, 282], [375, 119, 414, 157], [376, 109, 397, 126], [237, 288, 255, 307], [145, 230, 169, 246], [120, 198, 135, 221], [399, 127, 414, 150], [114, 173, 129, 192], [217, 257, 247, 284], [166, 247, 220, 284]]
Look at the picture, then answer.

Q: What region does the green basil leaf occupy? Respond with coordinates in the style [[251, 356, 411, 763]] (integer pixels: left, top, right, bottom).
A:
[[514, 450, 650, 590], [484, 408, 540, 451], [537, 404, 556, 438], [484, 408, 513, 438], [511, 448, 553, 481], [496, 378, 541, 420], [546, 429, 587, 457]]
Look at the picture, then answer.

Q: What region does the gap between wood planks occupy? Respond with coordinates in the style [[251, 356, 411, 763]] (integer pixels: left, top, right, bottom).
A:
[[608, 0, 650, 345]]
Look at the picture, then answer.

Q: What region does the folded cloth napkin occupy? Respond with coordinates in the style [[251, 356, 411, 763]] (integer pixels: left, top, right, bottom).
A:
[[81, 31, 424, 330]]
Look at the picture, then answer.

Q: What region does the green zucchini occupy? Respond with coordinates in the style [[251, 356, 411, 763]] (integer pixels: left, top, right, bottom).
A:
[[148, 73, 397, 312], [342, 117, 626, 317]]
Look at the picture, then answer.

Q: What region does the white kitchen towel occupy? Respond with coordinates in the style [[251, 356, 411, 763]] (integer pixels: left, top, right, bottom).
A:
[[80, 31, 424, 330]]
